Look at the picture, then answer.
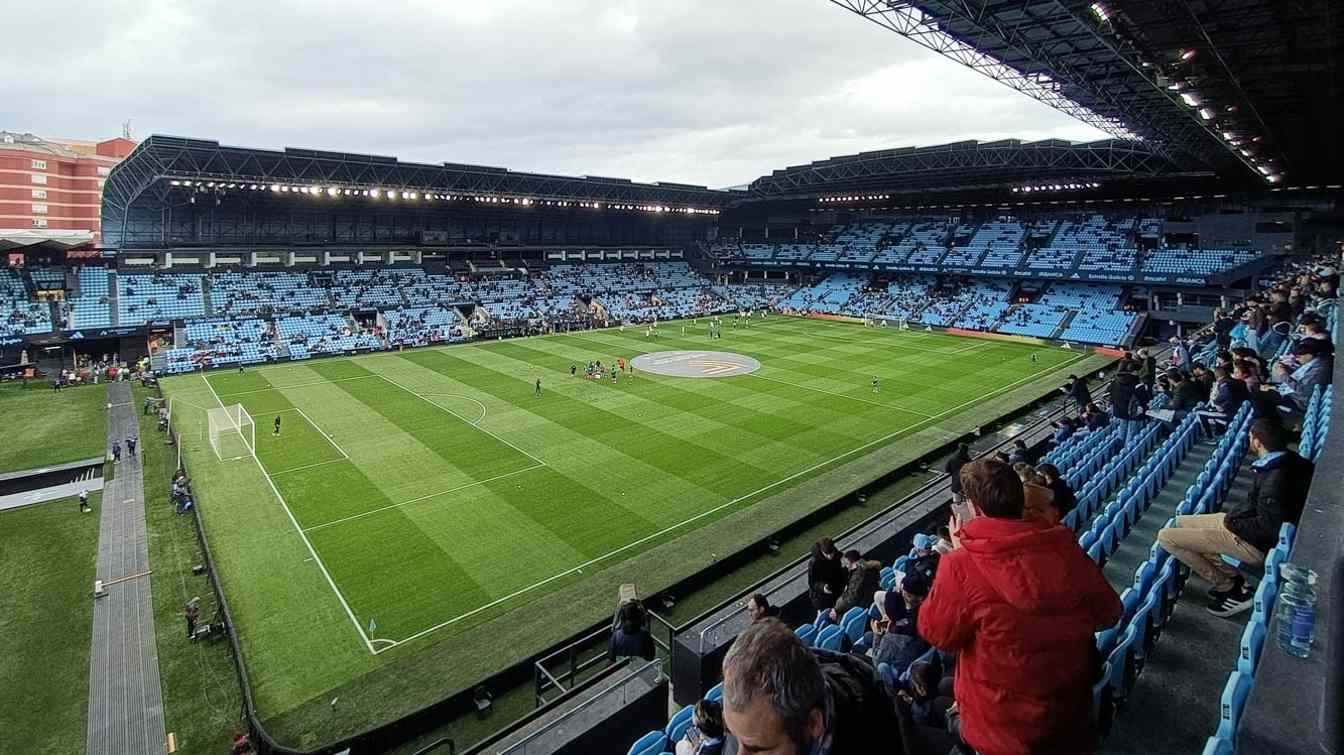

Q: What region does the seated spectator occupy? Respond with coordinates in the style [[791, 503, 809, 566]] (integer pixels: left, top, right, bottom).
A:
[[744, 593, 779, 624], [869, 571, 932, 683], [806, 537, 845, 612], [675, 699, 725, 755], [1157, 419, 1314, 617], [919, 459, 1122, 754], [1007, 439, 1029, 465], [1082, 402, 1110, 431], [721, 619, 900, 755], [1035, 463, 1076, 517], [1015, 464, 1060, 526], [1195, 365, 1251, 435], [1275, 338, 1334, 414], [1051, 417, 1077, 445], [1166, 369, 1205, 413], [829, 550, 882, 622]]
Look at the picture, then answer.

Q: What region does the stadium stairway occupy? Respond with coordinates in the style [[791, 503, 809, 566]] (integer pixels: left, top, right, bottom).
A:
[[1097, 436, 1241, 753], [201, 274, 215, 316], [107, 270, 120, 327], [1051, 310, 1077, 340]]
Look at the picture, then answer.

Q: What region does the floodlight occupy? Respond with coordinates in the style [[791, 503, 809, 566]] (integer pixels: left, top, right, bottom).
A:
[[1179, 92, 1200, 107], [1179, 48, 1197, 61]]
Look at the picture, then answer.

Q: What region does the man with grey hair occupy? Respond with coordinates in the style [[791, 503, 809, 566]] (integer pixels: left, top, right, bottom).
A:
[[720, 618, 900, 754]]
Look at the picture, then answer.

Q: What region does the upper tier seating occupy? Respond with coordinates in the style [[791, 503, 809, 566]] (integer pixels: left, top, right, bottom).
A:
[[210, 270, 329, 316], [944, 220, 1027, 268], [118, 273, 206, 325], [1141, 247, 1260, 277]]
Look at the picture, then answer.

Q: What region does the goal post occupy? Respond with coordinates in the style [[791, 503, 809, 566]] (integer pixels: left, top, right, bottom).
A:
[[208, 404, 255, 461]]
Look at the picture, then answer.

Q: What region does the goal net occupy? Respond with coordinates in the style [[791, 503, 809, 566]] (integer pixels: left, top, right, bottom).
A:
[[208, 404, 255, 461]]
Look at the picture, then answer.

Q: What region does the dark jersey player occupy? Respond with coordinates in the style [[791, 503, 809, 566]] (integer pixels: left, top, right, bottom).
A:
[[273, 415, 281, 436]]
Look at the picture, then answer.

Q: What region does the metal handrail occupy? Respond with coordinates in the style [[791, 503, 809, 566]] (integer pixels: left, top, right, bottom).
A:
[[500, 660, 658, 755]]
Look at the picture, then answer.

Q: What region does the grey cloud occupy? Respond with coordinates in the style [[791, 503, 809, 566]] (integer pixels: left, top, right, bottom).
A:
[[1, 0, 1106, 188]]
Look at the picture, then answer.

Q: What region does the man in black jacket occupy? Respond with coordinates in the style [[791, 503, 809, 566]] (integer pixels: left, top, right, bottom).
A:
[[1166, 369, 1206, 412], [722, 619, 901, 755], [1067, 374, 1092, 414], [1156, 419, 1314, 617], [829, 550, 882, 621]]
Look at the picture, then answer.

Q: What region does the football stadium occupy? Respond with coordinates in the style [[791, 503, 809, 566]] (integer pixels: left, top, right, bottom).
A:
[[2, 1, 1342, 754]]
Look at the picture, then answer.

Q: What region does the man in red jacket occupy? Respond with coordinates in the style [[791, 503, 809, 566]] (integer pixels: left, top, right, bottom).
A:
[[919, 458, 1122, 755]]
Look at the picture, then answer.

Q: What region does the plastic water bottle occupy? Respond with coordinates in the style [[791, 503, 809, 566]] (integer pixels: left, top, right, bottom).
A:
[[1275, 563, 1318, 658]]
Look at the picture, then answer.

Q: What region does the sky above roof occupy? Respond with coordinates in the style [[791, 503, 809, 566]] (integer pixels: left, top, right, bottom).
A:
[[3, 0, 1107, 188]]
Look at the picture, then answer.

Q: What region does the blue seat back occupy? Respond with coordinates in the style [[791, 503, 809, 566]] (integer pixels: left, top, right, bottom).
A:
[[795, 623, 817, 647], [1214, 671, 1253, 740], [705, 681, 723, 702], [666, 705, 695, 743], [1237, 621, 1267, 676], [628, 730, 668, 755], [816, 625, 844, 651]]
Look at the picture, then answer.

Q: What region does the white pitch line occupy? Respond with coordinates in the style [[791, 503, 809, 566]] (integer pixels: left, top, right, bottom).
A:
[[269, 458, 349, 477], [377, 350, 1092, 651], [376, 374, 547, 467], [199, 374, 379, 655], [212, 373, 379, 397], [747, 372, 937, 418], [300, 463, 547, 532], [291, 406, 350, 458]]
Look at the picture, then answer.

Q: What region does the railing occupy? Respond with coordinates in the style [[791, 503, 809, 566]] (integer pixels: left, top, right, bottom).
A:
[[533, 608, 678, 707], [501, 661, 661, 755]]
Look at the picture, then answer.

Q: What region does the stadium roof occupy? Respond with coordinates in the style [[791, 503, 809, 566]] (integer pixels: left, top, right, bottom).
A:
[[102, 135, 733, 229], [829, 0, 1341, 186], [747, 137, 1175, 197]]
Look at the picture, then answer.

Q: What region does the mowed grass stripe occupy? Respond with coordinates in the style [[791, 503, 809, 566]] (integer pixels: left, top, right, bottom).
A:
[[215, 368, 496, 638], [305, 361, 535, 481], [487, 338, 876, 453], [400, 349, 786, 496]]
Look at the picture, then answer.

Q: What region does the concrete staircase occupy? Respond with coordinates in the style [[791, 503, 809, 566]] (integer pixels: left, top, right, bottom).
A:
[[107, 270, 120, 327]]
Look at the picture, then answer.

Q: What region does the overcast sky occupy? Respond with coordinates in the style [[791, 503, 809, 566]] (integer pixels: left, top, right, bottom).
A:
[[3, 0, 1107, 188]]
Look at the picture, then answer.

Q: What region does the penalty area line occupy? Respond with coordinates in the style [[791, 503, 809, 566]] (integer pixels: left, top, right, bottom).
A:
[[374, 350, 1091, 652]]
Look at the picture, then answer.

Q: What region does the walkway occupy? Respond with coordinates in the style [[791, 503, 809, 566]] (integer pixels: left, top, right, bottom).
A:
[[86, 382, 168, 755]]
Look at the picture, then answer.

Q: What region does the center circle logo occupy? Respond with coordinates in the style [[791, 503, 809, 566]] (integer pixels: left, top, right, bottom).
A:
[[631, 351, 761, 378]]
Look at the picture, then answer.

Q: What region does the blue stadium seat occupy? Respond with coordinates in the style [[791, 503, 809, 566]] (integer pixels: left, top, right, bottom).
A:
[[666, 705, 695, 743], [1215, 671, 1253, 740], [795, 624, 817, 647], [816, 625, 845, 652], [1202, 736, 1234, 755], [1237, 621, 1267, 676], [628, 730, 668, 755], [705, 682, 723, 703]]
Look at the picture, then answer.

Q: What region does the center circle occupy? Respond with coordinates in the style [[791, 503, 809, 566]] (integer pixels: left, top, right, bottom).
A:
[[631, 351, 761, 378]]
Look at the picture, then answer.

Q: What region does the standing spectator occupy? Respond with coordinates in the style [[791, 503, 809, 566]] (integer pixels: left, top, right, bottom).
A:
[[78, 489, 91, 513], [1213, 308, 1235, 349], [944, 443, 972, 503], [1067, 374, 1092, 414], [721, 619, 900, 755], [1157, 419, 1314, 616], [126, 436, 137, 457], [1110, 367, 1139, 422], [1170, 337, 1192, 371], [830, 550, 882, 622], [111, 441, 121, 463], [806, 537, 845, 612], [184, 598, 201, 641], [919, 459, 1122, 755], [607, 598, 655, 661], [1137, 348, 1157, 389]]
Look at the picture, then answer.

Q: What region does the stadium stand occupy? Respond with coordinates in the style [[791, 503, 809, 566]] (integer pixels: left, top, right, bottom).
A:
[[67, 267, 112, 329], [276, 313, 381, 359], [0, 267, 53, 336], [210, 270, 329, 316], [1142, 247, 1261, 278], [118, 272, 206, 325], [383, 306, 467, 347]]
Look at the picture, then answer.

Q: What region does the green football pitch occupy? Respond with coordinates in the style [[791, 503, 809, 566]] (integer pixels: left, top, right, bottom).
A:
[[159, 316, 1104, 741]]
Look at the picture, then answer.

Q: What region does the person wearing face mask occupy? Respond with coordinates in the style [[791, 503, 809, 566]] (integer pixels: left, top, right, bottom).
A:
[[721, 618, 901, 755], [1157, 419, 1314, 617]]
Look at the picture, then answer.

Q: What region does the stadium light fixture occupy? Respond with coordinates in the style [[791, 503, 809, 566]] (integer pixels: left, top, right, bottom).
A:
[[170, 180, 181, 186], [1179, 92, 1200, 107], [327, 187, 338, 196], [1088, 2, 1110, 21], [1198, 108, 1214, 120], [1179, 48, 1197, 62]]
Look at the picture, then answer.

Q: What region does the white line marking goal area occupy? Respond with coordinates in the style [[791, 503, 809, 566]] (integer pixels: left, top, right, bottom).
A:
[[196, 351, 1088, 654]]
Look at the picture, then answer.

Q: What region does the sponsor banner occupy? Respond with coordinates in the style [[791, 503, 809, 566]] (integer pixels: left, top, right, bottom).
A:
[[945, 328, 1054, 347]]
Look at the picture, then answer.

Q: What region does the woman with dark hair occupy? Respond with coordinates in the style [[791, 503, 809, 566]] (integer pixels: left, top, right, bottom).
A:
[[1036, 463, 1077, 518], [676, 699, 726, 755], [807, 537, 845, 611]]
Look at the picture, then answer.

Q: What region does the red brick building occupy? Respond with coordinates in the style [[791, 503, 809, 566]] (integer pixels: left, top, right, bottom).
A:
[[0, 131, 137, 246]]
